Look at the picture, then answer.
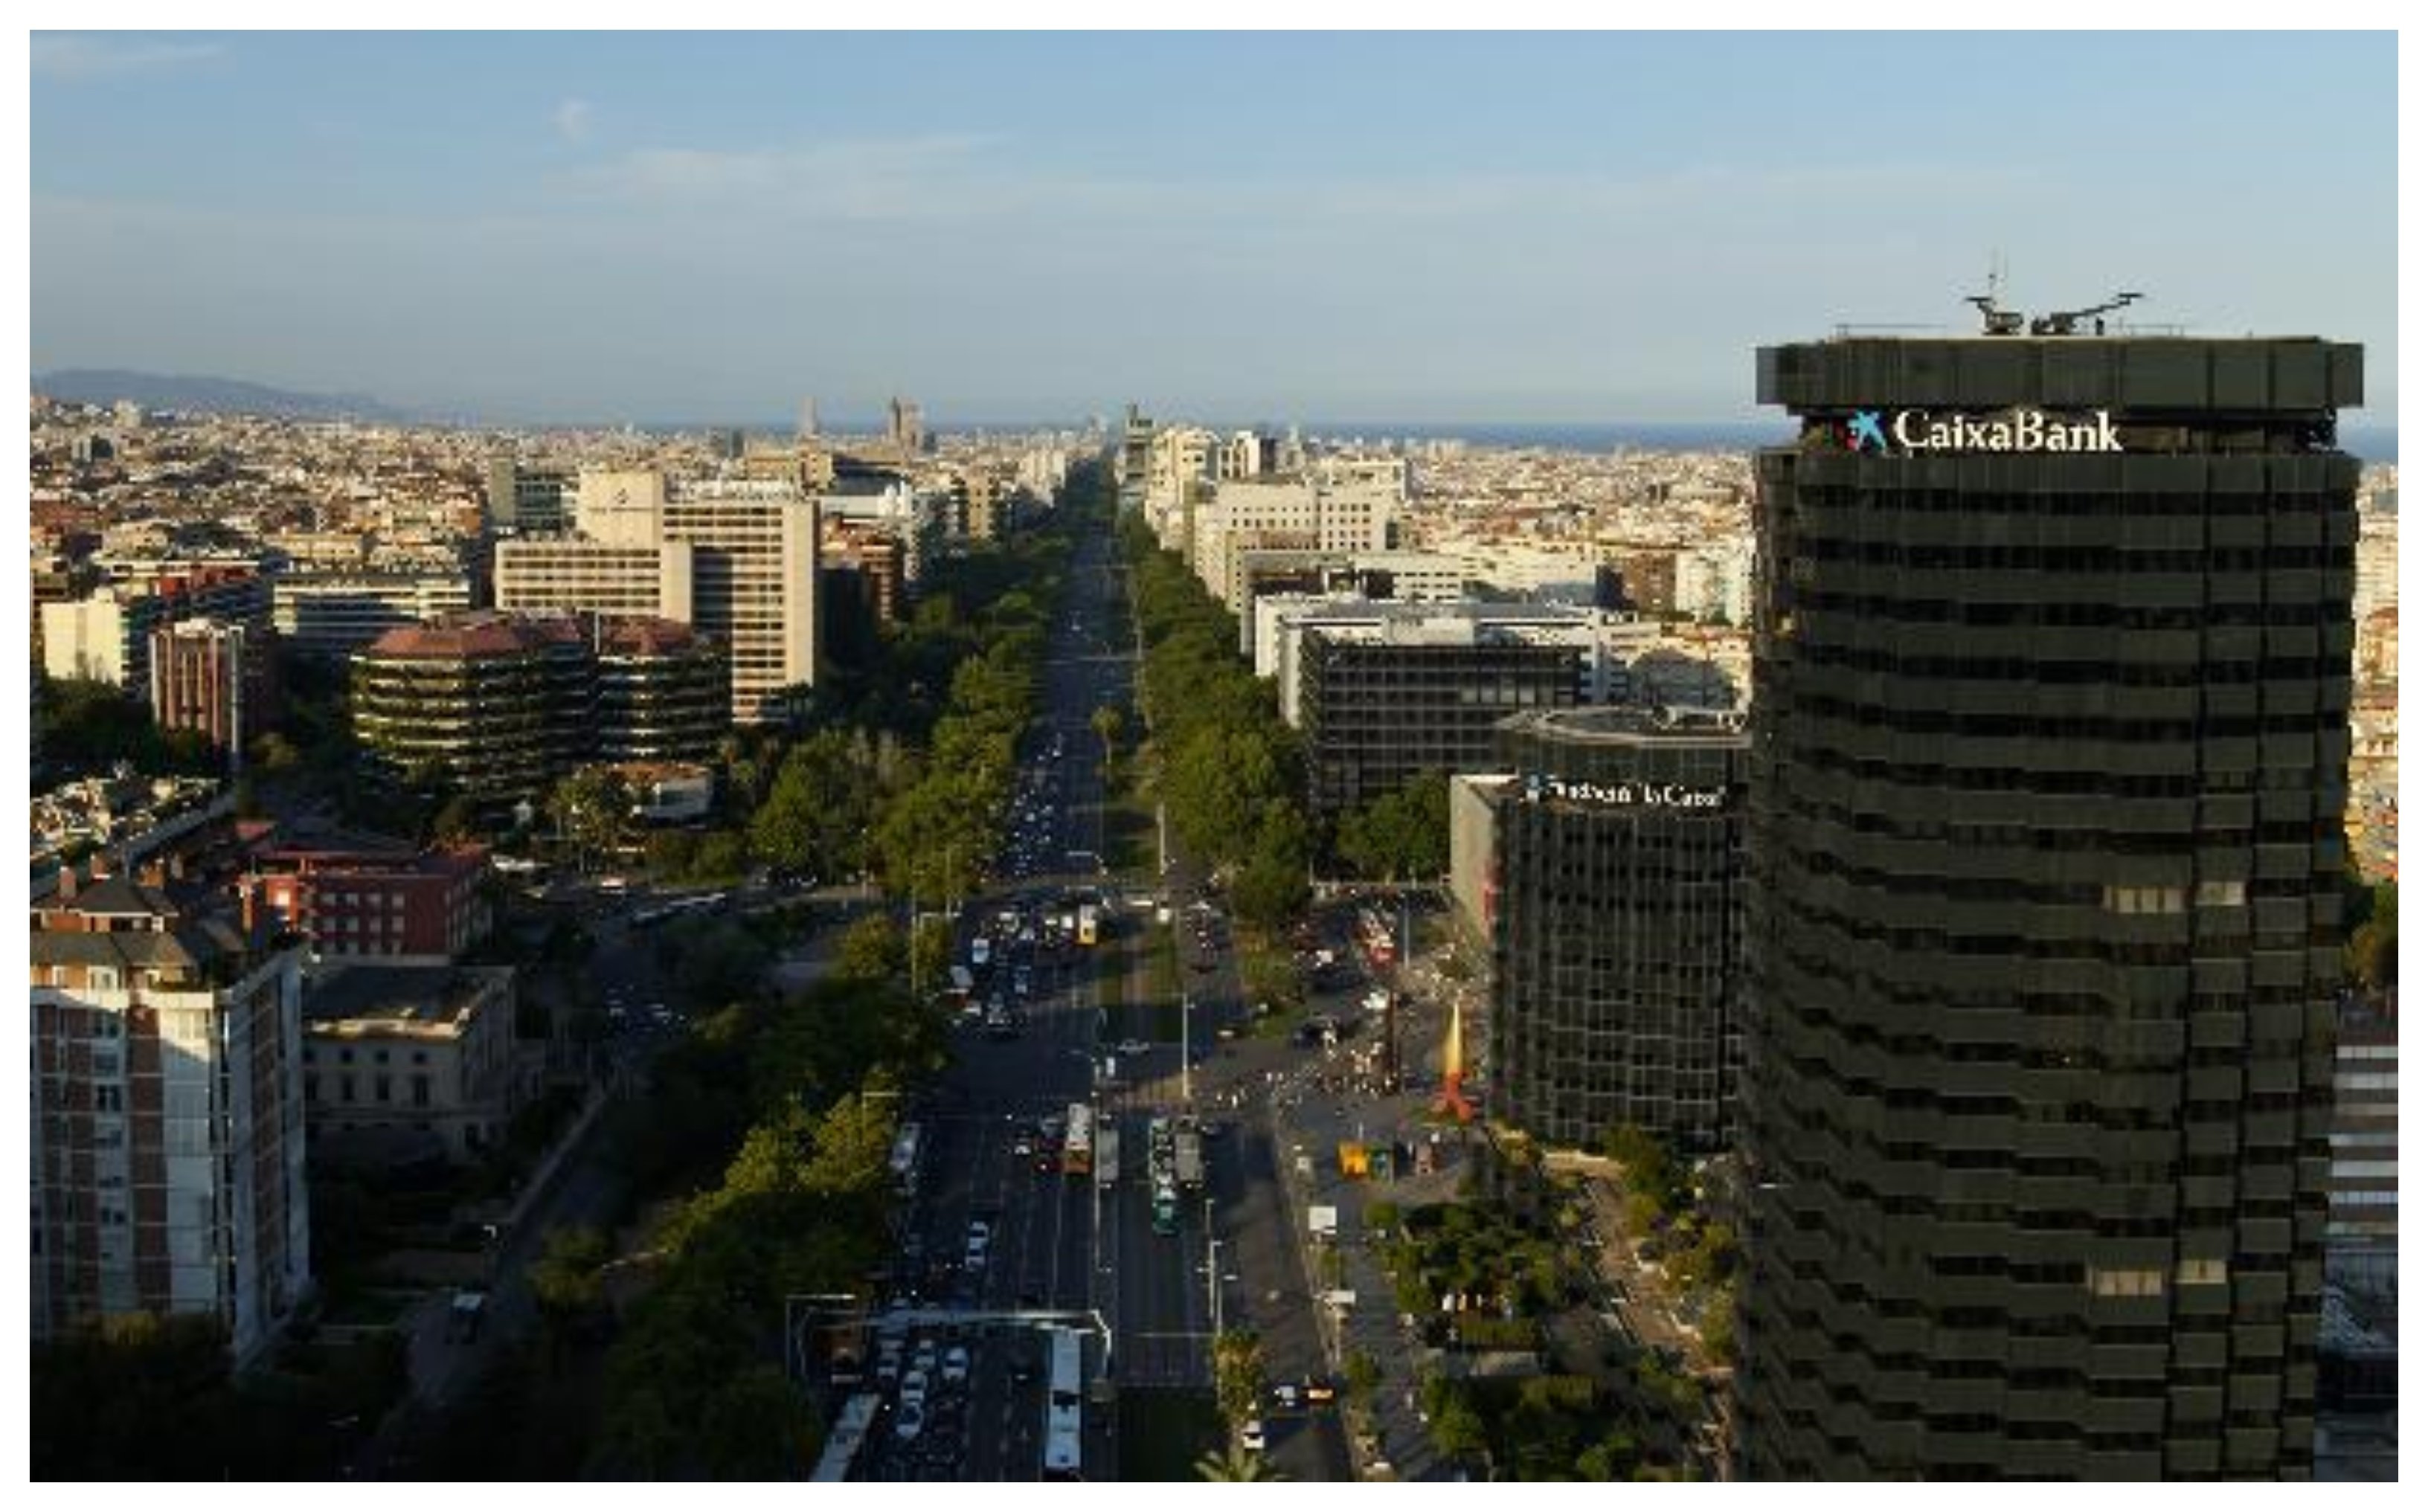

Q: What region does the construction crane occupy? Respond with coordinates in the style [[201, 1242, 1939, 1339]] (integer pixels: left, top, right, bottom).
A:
[[2029, 291, 2143, 337]]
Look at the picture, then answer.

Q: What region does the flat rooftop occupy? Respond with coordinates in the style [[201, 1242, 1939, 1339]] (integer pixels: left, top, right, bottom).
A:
[[304, 964, 499, 1031], [1500, 705, 1748, 744]]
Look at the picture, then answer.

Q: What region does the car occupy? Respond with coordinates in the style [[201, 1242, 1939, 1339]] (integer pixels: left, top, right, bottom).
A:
[[1271, 1383, 1302, 1412], [1012, 1134, 1035, 1158], [900, 1367, 930, 1404], [1116, 1038, 1151, 1056], [1240, 1421, 1267, 1453], [941, 1345, 970, 1386], [1303, 1379, 1339, 1407], [893, 1398, 927, 1441], [911, 1339, 937, 1374]]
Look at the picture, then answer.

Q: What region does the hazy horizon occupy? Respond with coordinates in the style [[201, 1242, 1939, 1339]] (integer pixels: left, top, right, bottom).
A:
[[31, 31, 2398, 427]]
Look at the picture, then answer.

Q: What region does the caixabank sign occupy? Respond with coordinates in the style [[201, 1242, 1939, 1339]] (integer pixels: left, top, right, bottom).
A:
[[1520, 773, 1729, 811], [1841, 407, 2124, 454]]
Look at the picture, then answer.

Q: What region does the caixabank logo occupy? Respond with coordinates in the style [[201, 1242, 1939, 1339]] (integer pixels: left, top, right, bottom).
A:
[[1842, 407, 2124, 454]]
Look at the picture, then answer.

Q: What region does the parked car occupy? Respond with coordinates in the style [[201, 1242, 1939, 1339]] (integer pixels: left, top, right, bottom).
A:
[[1240, 1420, 1268, 1453]]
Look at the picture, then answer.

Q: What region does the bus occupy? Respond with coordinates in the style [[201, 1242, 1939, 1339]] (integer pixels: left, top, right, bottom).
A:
[[1042, 1327, 1084, 1479], [1062, 1102, 1094, 1177], [812, 1392, 883, 1481]]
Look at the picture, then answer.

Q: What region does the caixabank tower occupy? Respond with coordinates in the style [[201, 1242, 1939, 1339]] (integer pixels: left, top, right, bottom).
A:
[[1735, 318, 2362, 1479]]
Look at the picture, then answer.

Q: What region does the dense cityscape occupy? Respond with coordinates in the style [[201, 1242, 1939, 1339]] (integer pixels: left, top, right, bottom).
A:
[[24, 25, 2398, 1491]]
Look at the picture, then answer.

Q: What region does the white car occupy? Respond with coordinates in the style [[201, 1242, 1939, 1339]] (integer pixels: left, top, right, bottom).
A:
[[1240, 1420, 1267, 1453], [1117, 1039, 1152, 1056], [941, 1345, 971, 1386], [900, 1367, 930, 1404]]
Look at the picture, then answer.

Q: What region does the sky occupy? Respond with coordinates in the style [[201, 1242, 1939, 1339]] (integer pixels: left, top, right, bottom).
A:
[[27, 30, 2400, 429]]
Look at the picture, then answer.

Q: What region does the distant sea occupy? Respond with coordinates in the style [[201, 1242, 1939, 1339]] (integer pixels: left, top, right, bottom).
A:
[[1298, 419, 2400, 463], [700, 416, 2398, 463]]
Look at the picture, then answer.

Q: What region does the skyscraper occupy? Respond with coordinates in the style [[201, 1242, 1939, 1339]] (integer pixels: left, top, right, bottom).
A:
[[1736, 329, 2361, 1479]]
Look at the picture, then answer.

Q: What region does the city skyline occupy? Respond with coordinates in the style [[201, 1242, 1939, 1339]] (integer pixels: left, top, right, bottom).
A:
[[30, 30, 2398, 427]]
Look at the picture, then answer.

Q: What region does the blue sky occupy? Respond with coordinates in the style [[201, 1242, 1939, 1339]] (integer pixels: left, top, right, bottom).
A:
[[28, 30, 2398, 427]]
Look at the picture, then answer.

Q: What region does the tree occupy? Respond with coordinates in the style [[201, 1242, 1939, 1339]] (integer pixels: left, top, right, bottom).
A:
[[750, 730, 877, 881], [548, 765, 637, 872], [2346, 880, 2398, 989], [1090, 703, 1125, 775], [429, 791, 484, 846], [528, 1224, 612, 1363], [1345, 1349, 1382, 1408], [835, 913, 908, 984], [1195, 1444, 1285, 1481], [698, 1364, 816, 1479], [1212, 1328, 1265, 1426]]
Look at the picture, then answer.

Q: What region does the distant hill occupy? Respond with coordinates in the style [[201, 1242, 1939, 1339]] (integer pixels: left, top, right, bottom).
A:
[[33, 369, 415, 423]]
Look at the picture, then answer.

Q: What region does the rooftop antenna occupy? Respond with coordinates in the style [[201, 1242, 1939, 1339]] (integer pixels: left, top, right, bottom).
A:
[[2030, 290, 2144, 337], [1966, 254, 2025, 336]]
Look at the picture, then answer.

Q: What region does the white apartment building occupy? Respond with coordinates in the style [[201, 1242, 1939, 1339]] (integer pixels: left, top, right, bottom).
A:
[[1192, 476, 1400, 605], [1149, 426, 1218, 515], [1671, 535, 1757, 626], [495, 537, 697, 623]]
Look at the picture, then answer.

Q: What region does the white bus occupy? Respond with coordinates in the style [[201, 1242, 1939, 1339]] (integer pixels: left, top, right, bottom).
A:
[[1042, 1326, 1084, 1479], [812, 1392, 883, 1481]]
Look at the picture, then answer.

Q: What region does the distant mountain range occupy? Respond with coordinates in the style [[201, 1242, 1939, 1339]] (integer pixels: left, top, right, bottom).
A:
[[33, 369, 416, 423]]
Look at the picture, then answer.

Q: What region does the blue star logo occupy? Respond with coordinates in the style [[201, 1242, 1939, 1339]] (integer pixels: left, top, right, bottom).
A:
[[1846, 411, 1888, 452]]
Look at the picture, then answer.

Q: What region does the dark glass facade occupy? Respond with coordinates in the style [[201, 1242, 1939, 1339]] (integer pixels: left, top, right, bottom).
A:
[[1487, 707, 1748, 1154], [1735, 337, 2361, 1479], [1300, 626, 1582, 814]]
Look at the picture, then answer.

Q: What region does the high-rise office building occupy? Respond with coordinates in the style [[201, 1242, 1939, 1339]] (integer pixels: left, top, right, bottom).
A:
[[1736, 330, 2362, 1479], [1476, 706, 1749, 1153], [797, 397, 820, 440], [1297, 612, 1587, 816]]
